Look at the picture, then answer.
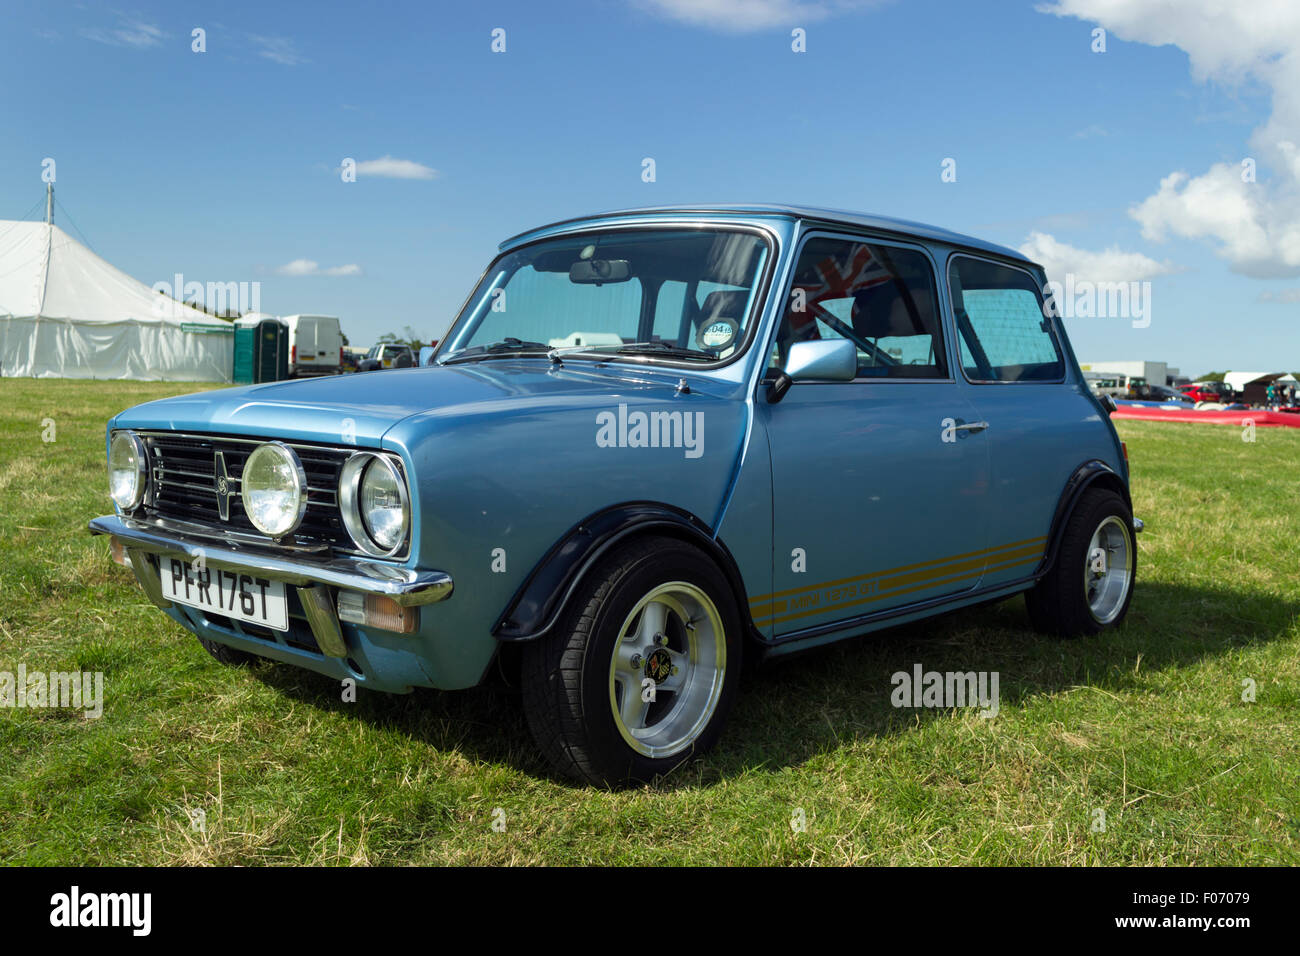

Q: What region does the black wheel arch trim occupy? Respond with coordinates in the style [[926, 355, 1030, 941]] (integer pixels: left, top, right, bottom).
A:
[[1035, 459, 1132, 578], [492, 501, 754, 642]]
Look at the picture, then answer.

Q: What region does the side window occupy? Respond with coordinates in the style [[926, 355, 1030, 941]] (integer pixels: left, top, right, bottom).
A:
[[772, 236, 947, 379], [948, 257, 1064, 382]]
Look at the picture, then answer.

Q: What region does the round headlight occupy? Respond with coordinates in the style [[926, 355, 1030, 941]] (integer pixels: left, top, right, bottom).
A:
[[340, 454, 409, 556], [240, 442, 306, 538], [108, 431, 147, 510]]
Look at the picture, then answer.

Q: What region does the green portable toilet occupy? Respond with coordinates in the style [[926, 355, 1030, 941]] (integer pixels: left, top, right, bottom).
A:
[[233, 314, 289, 383], [233, 324, 255, 384]]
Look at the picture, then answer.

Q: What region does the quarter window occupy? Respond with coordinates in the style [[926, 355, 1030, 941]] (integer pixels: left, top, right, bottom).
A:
[[948, 257, 1064, 382]]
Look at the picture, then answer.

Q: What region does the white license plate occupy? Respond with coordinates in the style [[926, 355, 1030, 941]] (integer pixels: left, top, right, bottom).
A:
[[161, 558, 289, 631]]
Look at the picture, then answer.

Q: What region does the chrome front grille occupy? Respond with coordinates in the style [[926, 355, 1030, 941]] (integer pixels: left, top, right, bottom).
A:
[[138, 433, 353, 551]]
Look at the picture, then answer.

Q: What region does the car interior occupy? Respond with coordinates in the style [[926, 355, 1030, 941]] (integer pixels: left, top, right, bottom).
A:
[[770, 238, 947, 379]]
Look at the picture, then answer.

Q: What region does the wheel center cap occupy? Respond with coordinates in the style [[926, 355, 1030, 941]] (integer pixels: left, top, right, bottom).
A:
[[645, 648, 673, 683]]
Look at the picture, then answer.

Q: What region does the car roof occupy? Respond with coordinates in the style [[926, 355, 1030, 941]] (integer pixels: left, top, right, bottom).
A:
[[501, 203, 1035, 267]]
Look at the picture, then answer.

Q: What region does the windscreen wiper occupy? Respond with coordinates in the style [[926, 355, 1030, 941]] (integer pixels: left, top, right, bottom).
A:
[[546, 340, 715, 365], [440, 338, 551, 364], [612, 341, 715, 361]]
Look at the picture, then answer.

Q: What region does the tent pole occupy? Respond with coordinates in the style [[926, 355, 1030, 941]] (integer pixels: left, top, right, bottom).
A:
[[46, 183, 53, 225]]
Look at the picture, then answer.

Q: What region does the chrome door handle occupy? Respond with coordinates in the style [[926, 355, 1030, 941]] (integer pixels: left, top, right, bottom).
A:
[[953, 421, 989, 433]]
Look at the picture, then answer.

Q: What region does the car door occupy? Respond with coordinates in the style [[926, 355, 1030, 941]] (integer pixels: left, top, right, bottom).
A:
[[946, 253, 1116, 589], [755, 233, 992, 640]]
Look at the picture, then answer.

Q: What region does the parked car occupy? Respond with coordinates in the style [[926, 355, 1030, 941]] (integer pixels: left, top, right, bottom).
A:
[[1083, 371, 1157, 400], [1124, 377, 1150, 400], [357, 343, 415, 371], [1082, 371, 1124, 398], [341, 346, 368, 373], [1180, 381, 1236, 403], [285, 314, 344, 377], [1146, 384, 1193, 403], [420, 339, 440, 366], [91, 204, 1141, 786]]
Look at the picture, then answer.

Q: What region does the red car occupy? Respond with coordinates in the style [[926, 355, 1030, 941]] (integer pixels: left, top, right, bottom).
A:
[[1179, 381, 1237, 403]]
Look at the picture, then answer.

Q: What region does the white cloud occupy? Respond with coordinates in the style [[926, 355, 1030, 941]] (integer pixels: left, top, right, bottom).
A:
[[636, 0, 882, 33], [1018, 231, 1179, 283], [1071, 123, 1110, 139], [274, 259, 362, 277], [352, 156, 438, 180], [1128, 165, 1300, 275], [1039, 0, 1300, 278], [250, 35, 307, 66], [1258, 288, 1300, 303], [81, 19, 164, 48]]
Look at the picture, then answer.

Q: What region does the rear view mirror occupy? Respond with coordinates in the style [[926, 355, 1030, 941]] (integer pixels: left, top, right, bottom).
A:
[[569, 259, 631, 284]]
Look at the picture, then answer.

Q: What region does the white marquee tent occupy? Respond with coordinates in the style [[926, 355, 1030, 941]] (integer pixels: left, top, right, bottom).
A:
[[0, 219, 232, 381], [1223, 370, 1298, 393]]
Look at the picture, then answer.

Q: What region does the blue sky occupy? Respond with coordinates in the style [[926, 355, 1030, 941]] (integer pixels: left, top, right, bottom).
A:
[[2, 0, 1297, 374]]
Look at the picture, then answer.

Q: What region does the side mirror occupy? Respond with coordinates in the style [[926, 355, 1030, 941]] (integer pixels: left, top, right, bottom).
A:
[[767, 338, 857, 403], [787, 338, 856, 382]]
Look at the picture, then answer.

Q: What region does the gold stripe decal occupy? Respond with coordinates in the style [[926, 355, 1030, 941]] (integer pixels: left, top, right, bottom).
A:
[[749, 537, 1046, 626]]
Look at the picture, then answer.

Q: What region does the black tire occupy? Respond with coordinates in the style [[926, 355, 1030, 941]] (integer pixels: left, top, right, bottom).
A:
[[521, 537, 742, 787], [197, 636, 259, 667], [1025, 488, 1136, 637]]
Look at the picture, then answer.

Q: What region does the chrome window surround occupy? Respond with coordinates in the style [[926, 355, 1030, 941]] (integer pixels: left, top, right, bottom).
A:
[[434, 219, 781, 373], [757, 228, 958, 385], [945, 252, 1067, 386]]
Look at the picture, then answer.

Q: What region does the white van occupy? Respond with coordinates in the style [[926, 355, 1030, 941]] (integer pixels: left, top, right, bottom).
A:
[[1082, 370, 1124, 398], [284, 315, 343, 377]]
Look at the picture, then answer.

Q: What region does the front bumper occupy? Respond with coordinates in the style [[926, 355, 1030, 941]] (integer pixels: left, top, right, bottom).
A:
[[89, 514, 453, 659]]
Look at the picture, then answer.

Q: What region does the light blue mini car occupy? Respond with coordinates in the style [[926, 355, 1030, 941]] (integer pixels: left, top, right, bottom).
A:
[[92, 205, 1140, 785]]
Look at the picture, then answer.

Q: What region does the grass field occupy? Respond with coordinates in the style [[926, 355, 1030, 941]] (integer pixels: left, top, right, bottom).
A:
[[1, 378, 1297, 865]]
